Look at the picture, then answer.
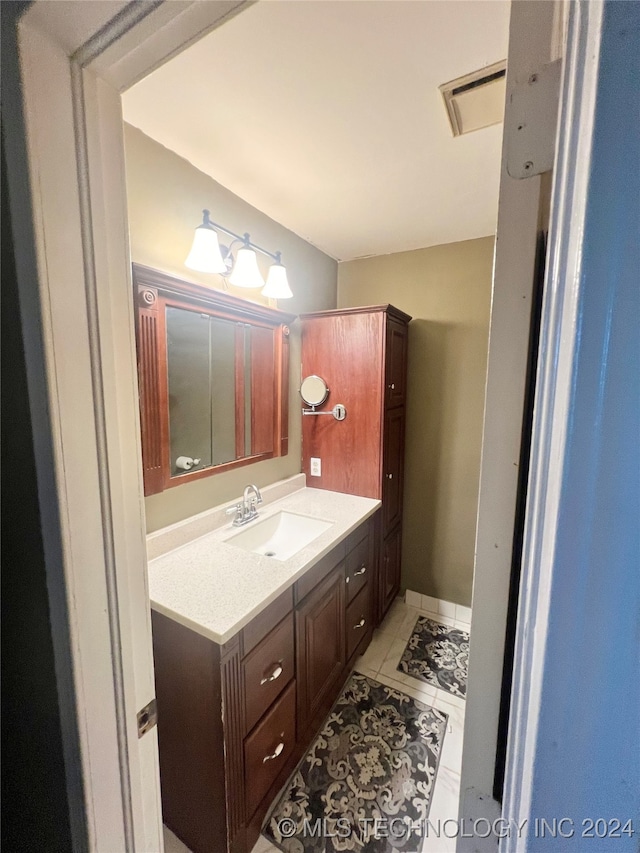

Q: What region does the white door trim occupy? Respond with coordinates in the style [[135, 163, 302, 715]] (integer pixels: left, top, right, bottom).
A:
[[501, 1, 605, 845], [461, 0, 559, 810], [4, 2, 252, 849]]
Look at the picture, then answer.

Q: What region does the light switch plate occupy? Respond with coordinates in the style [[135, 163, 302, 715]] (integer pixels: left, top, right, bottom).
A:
[[310, 457, 321, 477]]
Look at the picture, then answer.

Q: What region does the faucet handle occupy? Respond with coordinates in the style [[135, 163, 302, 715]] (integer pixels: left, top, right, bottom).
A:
[[226, 503, 243, 518]]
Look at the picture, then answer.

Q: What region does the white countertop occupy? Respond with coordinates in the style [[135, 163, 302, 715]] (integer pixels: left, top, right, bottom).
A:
[[147, 487, 380, 645]]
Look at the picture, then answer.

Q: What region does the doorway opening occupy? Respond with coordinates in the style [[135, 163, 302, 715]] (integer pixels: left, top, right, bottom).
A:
[[120, 3, 514, 850], [4, 0, 568, 849]]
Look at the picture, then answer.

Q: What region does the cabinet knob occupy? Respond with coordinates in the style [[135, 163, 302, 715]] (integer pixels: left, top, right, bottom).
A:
[[386, 473, 393, 479], [354, 565, 367, 577], [353, 618, 366, 630], [260, 662, 284, 685], [388, 383, 395, 390], [262, 740, 285, 763]]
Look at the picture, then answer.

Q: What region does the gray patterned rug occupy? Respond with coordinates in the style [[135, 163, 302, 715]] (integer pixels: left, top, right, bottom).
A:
[[263, 672, 447, 852], [397, 616, 469, 699]]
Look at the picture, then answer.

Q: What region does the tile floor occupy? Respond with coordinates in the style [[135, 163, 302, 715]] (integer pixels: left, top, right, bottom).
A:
[[163, 593, 471, 853]]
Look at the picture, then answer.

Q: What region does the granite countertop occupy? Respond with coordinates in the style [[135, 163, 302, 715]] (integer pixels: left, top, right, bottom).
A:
[[147, 486, 380, 645]]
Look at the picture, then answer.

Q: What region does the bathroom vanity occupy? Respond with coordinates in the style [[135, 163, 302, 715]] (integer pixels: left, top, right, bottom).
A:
[[134, 264, 403, 851], [147, 485, 379, 853]]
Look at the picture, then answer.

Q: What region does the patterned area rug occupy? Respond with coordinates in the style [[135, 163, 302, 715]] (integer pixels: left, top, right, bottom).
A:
[[397, 617, 469, 699], [263, 672, 447, 852]]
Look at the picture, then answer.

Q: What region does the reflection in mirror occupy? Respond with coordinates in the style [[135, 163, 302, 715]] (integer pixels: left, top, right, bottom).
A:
[[166, 307, 212, 474], [210, 317, 239, 468], [300, 374, 329, 408], [167, 309, 253, 477]]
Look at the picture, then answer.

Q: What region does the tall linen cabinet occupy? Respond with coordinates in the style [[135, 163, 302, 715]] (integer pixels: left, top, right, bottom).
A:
[[300, 305, 411, 624]]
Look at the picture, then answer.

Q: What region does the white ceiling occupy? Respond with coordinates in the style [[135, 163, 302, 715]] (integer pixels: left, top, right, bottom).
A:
[[122, 1, 510, 261]]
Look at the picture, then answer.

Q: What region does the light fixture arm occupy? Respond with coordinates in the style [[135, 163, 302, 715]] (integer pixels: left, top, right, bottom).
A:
[[186, 209, 292, 297], [201, 209, 280, 263]]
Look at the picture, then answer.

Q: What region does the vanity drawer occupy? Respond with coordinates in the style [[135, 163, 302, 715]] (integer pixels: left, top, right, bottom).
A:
[[241, 587, 293, 657], [345, 532, 370, 603], [345, 519, 369, 555], [244, 680, 296, 820], [243, 613, 294, 734], [346, 583, 371, 661], [294, 542, 345, 603]]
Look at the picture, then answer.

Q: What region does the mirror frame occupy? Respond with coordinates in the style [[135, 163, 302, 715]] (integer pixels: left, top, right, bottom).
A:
[[132, 263, 296, 496]]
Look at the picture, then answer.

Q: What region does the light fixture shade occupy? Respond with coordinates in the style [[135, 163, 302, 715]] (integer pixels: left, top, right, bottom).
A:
[[262, 263, 293, 299], [185, 225, 226, 274], [229, 247, 264, 289]]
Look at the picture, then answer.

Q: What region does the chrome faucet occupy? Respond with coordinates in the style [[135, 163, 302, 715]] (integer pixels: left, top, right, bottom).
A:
[[226, 484, 263, 527]]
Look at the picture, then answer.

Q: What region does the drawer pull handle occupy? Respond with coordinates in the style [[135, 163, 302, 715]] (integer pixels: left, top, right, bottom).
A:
[[353, 618, 366, 630], [354, 566, 367, 577], [263, 740, 285, 763], [260, 662, 284, 685]]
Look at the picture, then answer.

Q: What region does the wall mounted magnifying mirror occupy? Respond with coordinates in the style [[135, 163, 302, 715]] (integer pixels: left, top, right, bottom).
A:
[[300, 375, 329, 408], [133, 264, 296, 495], [300, 374, 347, 421]]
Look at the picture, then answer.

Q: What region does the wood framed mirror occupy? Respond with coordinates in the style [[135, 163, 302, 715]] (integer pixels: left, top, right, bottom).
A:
[[132, 264, 296, 496]]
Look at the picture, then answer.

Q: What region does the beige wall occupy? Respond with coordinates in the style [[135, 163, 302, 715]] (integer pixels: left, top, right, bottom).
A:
[[338, 237, 494, 606], [124, 125, 338, 532]]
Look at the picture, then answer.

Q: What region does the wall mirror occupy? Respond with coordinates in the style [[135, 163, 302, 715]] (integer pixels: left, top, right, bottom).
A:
[[300, 375, 329, 408], [133, 264, 296, 495]]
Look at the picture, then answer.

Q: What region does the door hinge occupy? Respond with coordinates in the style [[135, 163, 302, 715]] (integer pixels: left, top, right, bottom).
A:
[[507, 59, 562, 178], [137, 698, 157, 738]]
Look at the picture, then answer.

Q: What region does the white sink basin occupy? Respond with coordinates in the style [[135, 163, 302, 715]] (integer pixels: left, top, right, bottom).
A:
[[226, 510, 333, 561]]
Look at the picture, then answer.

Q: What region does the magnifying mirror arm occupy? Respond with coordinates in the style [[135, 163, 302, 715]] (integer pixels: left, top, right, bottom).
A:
[[302, 404, 347, 421]]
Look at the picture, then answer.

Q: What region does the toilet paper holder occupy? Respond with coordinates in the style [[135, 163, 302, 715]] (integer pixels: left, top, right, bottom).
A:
[[175, 455, 201, 471]]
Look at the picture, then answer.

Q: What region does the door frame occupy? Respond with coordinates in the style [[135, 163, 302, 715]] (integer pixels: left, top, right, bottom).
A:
[[501, 0, 635, 844], [2, 2, 253, 849], [2, 0, 610, 849], [459, 0, 565, 822]]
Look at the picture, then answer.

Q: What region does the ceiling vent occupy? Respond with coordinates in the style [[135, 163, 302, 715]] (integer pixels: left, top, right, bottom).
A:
[[440, 60, 507, 137]]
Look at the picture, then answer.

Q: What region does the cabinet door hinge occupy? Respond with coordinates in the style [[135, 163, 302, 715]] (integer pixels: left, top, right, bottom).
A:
[[137, 698, 157, 738]]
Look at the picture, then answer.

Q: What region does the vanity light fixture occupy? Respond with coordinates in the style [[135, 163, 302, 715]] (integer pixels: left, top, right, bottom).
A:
[[185, 209, 293, 299]]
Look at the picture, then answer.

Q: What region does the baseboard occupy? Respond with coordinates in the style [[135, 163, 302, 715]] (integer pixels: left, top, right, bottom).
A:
[[404, 589, 472, 625]]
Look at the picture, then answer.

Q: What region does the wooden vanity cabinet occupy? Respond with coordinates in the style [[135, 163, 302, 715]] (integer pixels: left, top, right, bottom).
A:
[[295, 517, 375, 740], [152, 515, 376, 853], [300, 305, 411, 625], [151, 588, 297, 853]]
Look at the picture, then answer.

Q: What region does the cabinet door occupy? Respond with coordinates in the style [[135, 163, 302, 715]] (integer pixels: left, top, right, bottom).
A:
[[296, 566, 345, 734], [382, 407, 405, 536], [381, 526, 402, 617], [300, 311, 384, 499], [385, 318, 408, 408]]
